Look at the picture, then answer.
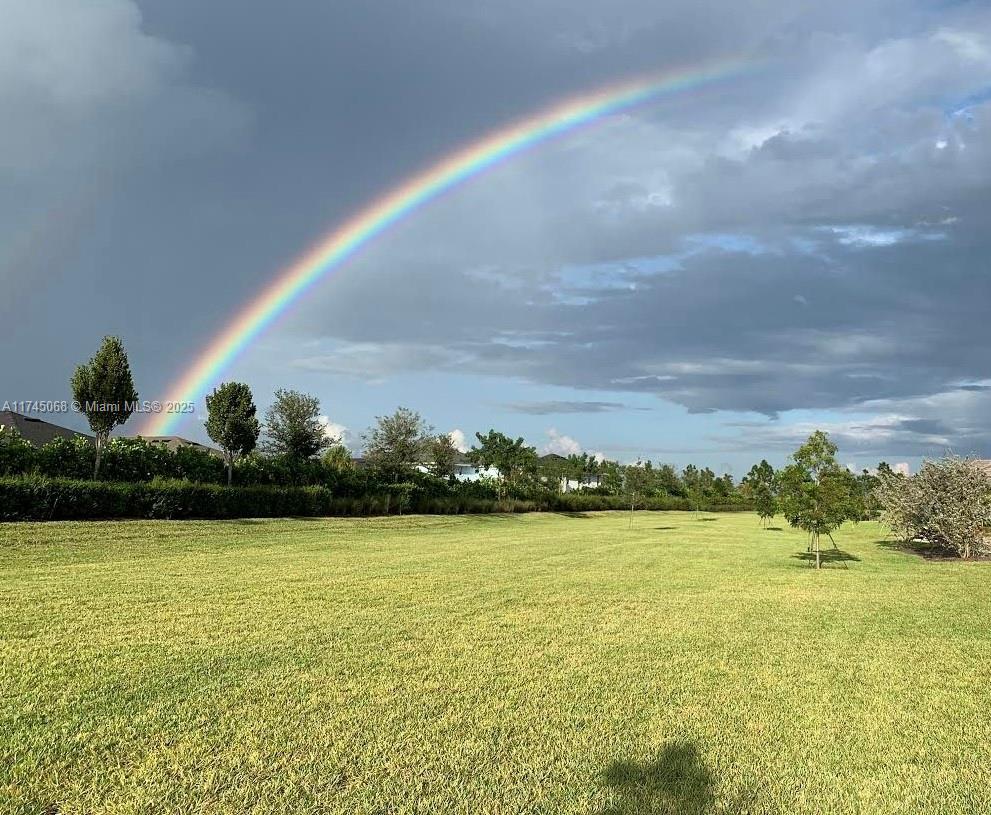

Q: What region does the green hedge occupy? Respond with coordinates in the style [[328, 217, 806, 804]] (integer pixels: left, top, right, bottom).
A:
[[0, 477, 336, 521], [0, 476, 752, 522]]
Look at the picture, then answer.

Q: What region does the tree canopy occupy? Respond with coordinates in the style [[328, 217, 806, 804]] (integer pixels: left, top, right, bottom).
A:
[[205, 381, 260, 485], [261, 389, 331, 461], [362, 407, 432, 478]]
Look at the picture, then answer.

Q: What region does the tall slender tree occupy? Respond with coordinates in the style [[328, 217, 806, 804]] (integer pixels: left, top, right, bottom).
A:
[[744, 459, 778, 527], [71, 336, 138, 479]]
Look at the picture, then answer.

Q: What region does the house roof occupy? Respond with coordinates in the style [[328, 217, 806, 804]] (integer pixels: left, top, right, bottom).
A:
[[137, 436, 223, 456], [0, 411, 92, 447]]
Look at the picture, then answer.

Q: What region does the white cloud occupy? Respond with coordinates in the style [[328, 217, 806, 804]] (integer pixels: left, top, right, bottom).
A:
[[543, 427, 582, 456], [318, 416, 349, 447], [448, 429, 469, 452]]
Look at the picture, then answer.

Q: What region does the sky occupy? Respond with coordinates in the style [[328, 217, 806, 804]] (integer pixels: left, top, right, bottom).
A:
[[2, 0, 990, 475]]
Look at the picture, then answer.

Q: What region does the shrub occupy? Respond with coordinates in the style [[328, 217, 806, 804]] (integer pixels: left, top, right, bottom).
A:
[[877, 456, 991, 558], [35, 435, 95, 479], [0, 427, 36, 476]]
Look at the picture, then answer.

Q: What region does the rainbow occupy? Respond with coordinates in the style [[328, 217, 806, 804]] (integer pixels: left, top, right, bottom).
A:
[[145, 61, 750, 435]]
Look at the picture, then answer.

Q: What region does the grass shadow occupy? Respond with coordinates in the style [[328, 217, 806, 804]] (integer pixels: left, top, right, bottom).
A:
[[765, 526, 784, 531], [696, 517, 719, 522], [555, 512, 592, 519], [655, 526, 678, 531]]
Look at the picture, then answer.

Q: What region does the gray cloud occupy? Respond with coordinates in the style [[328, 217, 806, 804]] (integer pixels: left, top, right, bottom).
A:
[[501, 400, 632, 415]]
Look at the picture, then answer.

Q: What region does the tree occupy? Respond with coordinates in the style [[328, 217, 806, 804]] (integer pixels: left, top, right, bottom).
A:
[[744, 459, 778, 527], [262, 389, 331, 461], [427, 433, 460, 480], [362, 407, 432, 479], [468, 430, 538, 498], [623, 460, 655, 527], [70, 336, 138, 478], [777, 430, 854, 569], [682, 465, 705, 516], [204, 382, 260, 485]]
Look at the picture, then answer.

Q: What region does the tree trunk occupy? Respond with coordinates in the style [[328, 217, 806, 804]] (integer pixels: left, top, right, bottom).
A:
[[93, 434, 104, 480], [813, 532, 821, 569], [226, 454, 233, 487]]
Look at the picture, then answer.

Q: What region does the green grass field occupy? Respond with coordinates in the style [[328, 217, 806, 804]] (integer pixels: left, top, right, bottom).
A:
[[2, 511, 989, 814]]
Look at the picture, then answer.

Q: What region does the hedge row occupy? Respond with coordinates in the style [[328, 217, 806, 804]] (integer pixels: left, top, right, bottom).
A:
[[0, 476, 751, 521]]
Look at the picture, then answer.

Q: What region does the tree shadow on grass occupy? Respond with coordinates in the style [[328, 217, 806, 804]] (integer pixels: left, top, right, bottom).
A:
[[696, 517, 718, 522], [599, 741, 775, 815], [765, 526, 784, 531], [876, 539, 991, 561], [791, 548, 860, 566], [600, 741, 714, 815], [556, 511, 592, 519], [655, 526, 678, 531]]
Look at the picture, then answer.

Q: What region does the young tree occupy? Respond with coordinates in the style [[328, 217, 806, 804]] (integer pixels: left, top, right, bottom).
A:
[[261, 389, 331, 461], [362, 407, 432, 479], [468, 430, 538, 498], [427, 433, 460, 480], [204, 381, 260, 485], [70, 335, 138, 479], [623, 460, 655, 527], [744, 459, 778, 527], [777, 430, 854, 569]]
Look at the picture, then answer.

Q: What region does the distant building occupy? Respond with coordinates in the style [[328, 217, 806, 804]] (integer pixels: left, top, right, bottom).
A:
[[0, 410, 91, 447], [538, 452, 604, 492], [414, 453, 500, 481], [136, 436, 223, 457]]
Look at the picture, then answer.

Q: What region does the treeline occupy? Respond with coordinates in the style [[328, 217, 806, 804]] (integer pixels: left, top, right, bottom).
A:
[[0, 336, 757, 520]]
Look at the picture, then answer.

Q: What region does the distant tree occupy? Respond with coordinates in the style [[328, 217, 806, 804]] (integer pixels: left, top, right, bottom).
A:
[[468, 430, 538, 498], [322, 443, 354, 472], [599, 460, 624, 494], [204, 381, 260, 485], [363, 407, 432, 479], [682, 465, 704, 516], [623, 460, 655, 527], [777, 431, 855, 568], [655, 463, 684, 497], [70, 336, 138, 479], [262, 389, 331, 461], [744, 459, 778, 527], [427, 433, 460, 480]]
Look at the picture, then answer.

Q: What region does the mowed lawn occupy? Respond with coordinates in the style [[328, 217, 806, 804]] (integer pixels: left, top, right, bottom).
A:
[[2, 512, 990, 815]]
